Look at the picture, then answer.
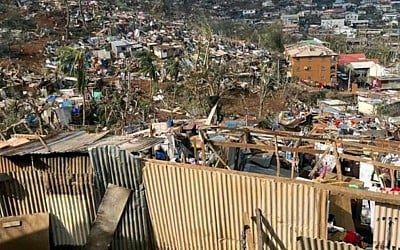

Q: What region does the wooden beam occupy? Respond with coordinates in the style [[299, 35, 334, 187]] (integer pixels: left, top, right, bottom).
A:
[[291, 139, 301, 179], [339, 153, 400, 172], [309, 146, 330, 178], [12, 134, 45, 140], [210, 141, 325, 155], [256, 209, 263, 250], [208, 142, 230, 170], [36, 133, 51, 152], [199, 131, 207, 166]]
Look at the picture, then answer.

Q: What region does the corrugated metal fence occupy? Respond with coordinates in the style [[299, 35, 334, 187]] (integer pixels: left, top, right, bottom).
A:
[[89, 145, 154, 250], [296, 237, 363, 250], [0, 154, 95, 247], [143, 160, 329, 250], [374, 201, 400, 249]]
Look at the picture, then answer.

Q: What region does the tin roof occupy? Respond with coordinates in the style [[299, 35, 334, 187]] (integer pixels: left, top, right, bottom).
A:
[[285, 44, 337, 58], [0, 131, 109, 156]]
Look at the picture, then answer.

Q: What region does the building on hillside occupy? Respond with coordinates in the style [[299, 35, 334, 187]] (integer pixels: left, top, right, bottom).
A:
[[284, 42, 338, 87]]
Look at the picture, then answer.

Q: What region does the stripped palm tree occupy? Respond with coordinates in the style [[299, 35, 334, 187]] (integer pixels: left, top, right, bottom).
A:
[[166, 57, 182, 103], [136, 50, 158, 98], [57, 46, 88, 126]]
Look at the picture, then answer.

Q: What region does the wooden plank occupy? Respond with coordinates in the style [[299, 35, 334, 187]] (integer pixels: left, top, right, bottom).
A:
[[208, 142, 230, 169], [256, 209, 263, 250], [309, 146, 330, 178], [85, 184, 131, 250], [210, 141, 325, 155], [12, 134, 45, 140], [243, 212, 255, 250], [339, 153, 400, 172]]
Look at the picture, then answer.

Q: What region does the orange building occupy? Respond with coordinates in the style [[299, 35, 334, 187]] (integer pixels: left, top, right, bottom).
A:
[[284, 43, 338, 87]]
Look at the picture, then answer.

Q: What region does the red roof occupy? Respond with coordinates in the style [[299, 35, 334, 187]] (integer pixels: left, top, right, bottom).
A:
[[338, 53, 366, 64]]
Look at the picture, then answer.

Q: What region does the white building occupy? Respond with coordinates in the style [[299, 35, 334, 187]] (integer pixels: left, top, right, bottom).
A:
[[345, 12, 358, 24], [242, 10, 256, 16], [281, 14, 299, 25], [321, 19, 345, 29]]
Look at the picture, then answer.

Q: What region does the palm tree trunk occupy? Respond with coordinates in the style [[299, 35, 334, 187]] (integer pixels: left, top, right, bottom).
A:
[[82, 92, 86, 126]]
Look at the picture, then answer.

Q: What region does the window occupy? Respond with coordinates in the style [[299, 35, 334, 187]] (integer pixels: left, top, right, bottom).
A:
[[308, 57, 312, 61], [321, 75, 325, 80], [321, 66, 326, 71]]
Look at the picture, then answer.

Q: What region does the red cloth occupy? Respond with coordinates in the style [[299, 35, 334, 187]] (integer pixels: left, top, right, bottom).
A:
[[344, 231, 361, 246]]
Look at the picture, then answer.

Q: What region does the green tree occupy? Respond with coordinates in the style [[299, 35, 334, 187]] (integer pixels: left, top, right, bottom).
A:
[[57, 46, 88, 126]]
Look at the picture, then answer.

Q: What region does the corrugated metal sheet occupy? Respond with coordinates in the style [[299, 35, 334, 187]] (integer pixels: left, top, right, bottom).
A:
[[0, 131, 108, 156], [143, 161, 329, 250], [374, 201, 400, 249], [88, 145, 154, 250], [0, 171, 47, 216], [0, 158, 95, 247], [296, 237, 363, 250]]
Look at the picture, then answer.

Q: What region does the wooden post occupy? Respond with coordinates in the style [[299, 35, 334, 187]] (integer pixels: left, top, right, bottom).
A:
[[274, 136, 281, 177], [291, 139, 301, 179], [256, 209, 263, 250], [194, 142, 198, 164], [242, 212, 255, 250], [199, 131, 207, 166], [36, 133, 51, 152], [390, 169, 395, 188], [333, 141, 343, 181]]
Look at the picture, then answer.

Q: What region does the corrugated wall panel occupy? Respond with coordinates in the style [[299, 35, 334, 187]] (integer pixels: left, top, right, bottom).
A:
[[0, 155, 95, 247], [88, 145, 153, 250], [296, 237, 363, 250], [143, 161, 329, 250], [0, 156, 32, 172], [374, 201, 400, 249], [0, 171, 47, 217]]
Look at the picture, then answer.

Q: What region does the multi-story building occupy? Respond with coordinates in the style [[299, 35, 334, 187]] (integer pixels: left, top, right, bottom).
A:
[[284, 42, 338, 87]]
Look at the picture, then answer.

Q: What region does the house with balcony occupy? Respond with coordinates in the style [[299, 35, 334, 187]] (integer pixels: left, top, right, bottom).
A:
[[284, 41, 338, 87]]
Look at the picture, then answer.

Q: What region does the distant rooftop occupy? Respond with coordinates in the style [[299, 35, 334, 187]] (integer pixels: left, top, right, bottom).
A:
[[285, 42, 337, 58]]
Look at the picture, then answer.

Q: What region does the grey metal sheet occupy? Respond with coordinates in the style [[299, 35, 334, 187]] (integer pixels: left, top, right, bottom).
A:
[[88, 145, 154, 250], [0, 131, 108, 156]]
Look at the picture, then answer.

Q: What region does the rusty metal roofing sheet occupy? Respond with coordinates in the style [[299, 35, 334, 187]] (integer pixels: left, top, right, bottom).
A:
[[0, 131, 109, 156], [91, 136, 164, 152]]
